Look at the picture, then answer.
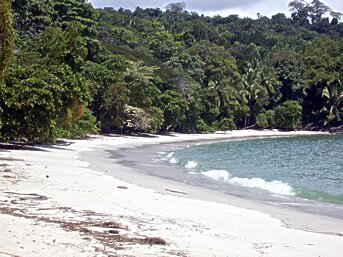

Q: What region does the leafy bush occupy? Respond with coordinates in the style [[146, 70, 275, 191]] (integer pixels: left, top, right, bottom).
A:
[[147, 107, 164, 133], [256, 113, 268, 128], [256, 110, 276, 128], [265, 110, 275, 127], [57, 108, 99, 139], [274, 101, 302, 129], [217, 118, 236, 131], [123, 105, 150, 132], [196, 119, 216, 133], [158, 90, 188, 129], [123, 105, 164, 133]]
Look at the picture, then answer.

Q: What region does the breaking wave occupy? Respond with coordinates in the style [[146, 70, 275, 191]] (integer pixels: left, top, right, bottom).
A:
[[185, 161, 198, 169], [202, 170, 230, 181], [201, 169, 294, 196], [229, 177, 294, 196], [169, 158, 178, 164], [166, 152, 174, 158]]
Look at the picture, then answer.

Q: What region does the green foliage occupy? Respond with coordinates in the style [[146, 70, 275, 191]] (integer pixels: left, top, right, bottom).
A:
[[320, 79, 343, 126], [265, 110, 276, 127], [301, 36, 342, 85], [256, 113, 269, 128], [256, 110, 275, 128], [1, 68, 60, 142], [158, 90, 188, 130], [0, 0, 14, 79], [195, 119, 216, 133], [122, 105, 163, 133], [1, 0, 343, 143], [274, 53, 307, 101], [239, 59, 280, 127], [274, 100, 303, 129], [148, 31, 181, 61], [0, 21, 91, 143], [147, 107, 164, 133], [124, 61, 159, 108], [309, 0, 331, 23], [217, 118, 236, 131], [123, 105, 151, 132], [57, 107, 99, 138], [12, 0, 54, 33], [165, 2, 186, 13]]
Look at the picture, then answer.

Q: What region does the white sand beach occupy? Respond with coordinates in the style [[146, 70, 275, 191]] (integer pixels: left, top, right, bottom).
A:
[[0, 130, 342, 257]]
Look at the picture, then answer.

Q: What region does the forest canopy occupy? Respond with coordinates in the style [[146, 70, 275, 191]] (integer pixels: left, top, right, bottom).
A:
[[0, 0, 342, 143]]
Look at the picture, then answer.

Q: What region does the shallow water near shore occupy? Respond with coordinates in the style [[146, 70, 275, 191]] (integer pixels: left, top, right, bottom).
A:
[[170, 135, 343, 204], [116, 135, 343, 219]]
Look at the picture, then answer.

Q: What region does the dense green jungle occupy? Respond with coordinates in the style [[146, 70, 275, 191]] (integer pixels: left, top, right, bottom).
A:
[[0, 0, 342, 143]]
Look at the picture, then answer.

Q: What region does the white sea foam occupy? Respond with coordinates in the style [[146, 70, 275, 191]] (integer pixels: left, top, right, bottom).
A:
[[166, 152, 174, 158], [185, 161, 198, 169], [229, 177, 294, 196], [202, 170, 230, 181], [200, 169, 294, 196], [169, 158, 178, 164]]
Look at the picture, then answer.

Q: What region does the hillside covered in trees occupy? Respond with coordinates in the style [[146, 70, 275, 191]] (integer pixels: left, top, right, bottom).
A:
[[0, 0, 342, 143]]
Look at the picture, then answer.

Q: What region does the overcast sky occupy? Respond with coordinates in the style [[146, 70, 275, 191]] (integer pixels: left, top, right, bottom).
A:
[[89, 0, 343, 18]]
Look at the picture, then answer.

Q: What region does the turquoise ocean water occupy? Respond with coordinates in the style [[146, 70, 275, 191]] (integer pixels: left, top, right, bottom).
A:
[[161, 135, 343, 205]]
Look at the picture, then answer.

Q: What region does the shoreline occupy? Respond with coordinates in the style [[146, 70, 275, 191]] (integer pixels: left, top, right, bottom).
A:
[[1, 130, 343, 256], [108, 140, 343, 223], [83, 131, 343, 234]]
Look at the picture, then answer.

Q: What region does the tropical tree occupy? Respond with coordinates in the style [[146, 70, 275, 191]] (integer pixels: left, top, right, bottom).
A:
[[2, 0, 343, 141], [189, 41, 240, 122], [330, 11, 342, 21], [0, 0, 14, 79], [124, 61, 159, 108], [288, 0, 307, 13], [0, 0, 14, 133], [288, 0, 310, 26], [308, 0, 331, 23], [274, 54, 307, 101], [11, 0, 54, 33], [274, 100, 302, 129], [148, 31, 181, 61], [82, 55, 128, 130], [0, 21, 95, 142], [239, 60, 279, 127], [320, 79, 343, 126], [165, 2, 186, 13], [158, 90, 188, 130]]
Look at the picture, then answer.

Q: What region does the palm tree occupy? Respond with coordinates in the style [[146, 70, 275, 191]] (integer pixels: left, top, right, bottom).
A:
[[321, 79, 343, 126], [239, 60, 279, 127], [208, 78, 237, 118], [240, 62, 262, 127]]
